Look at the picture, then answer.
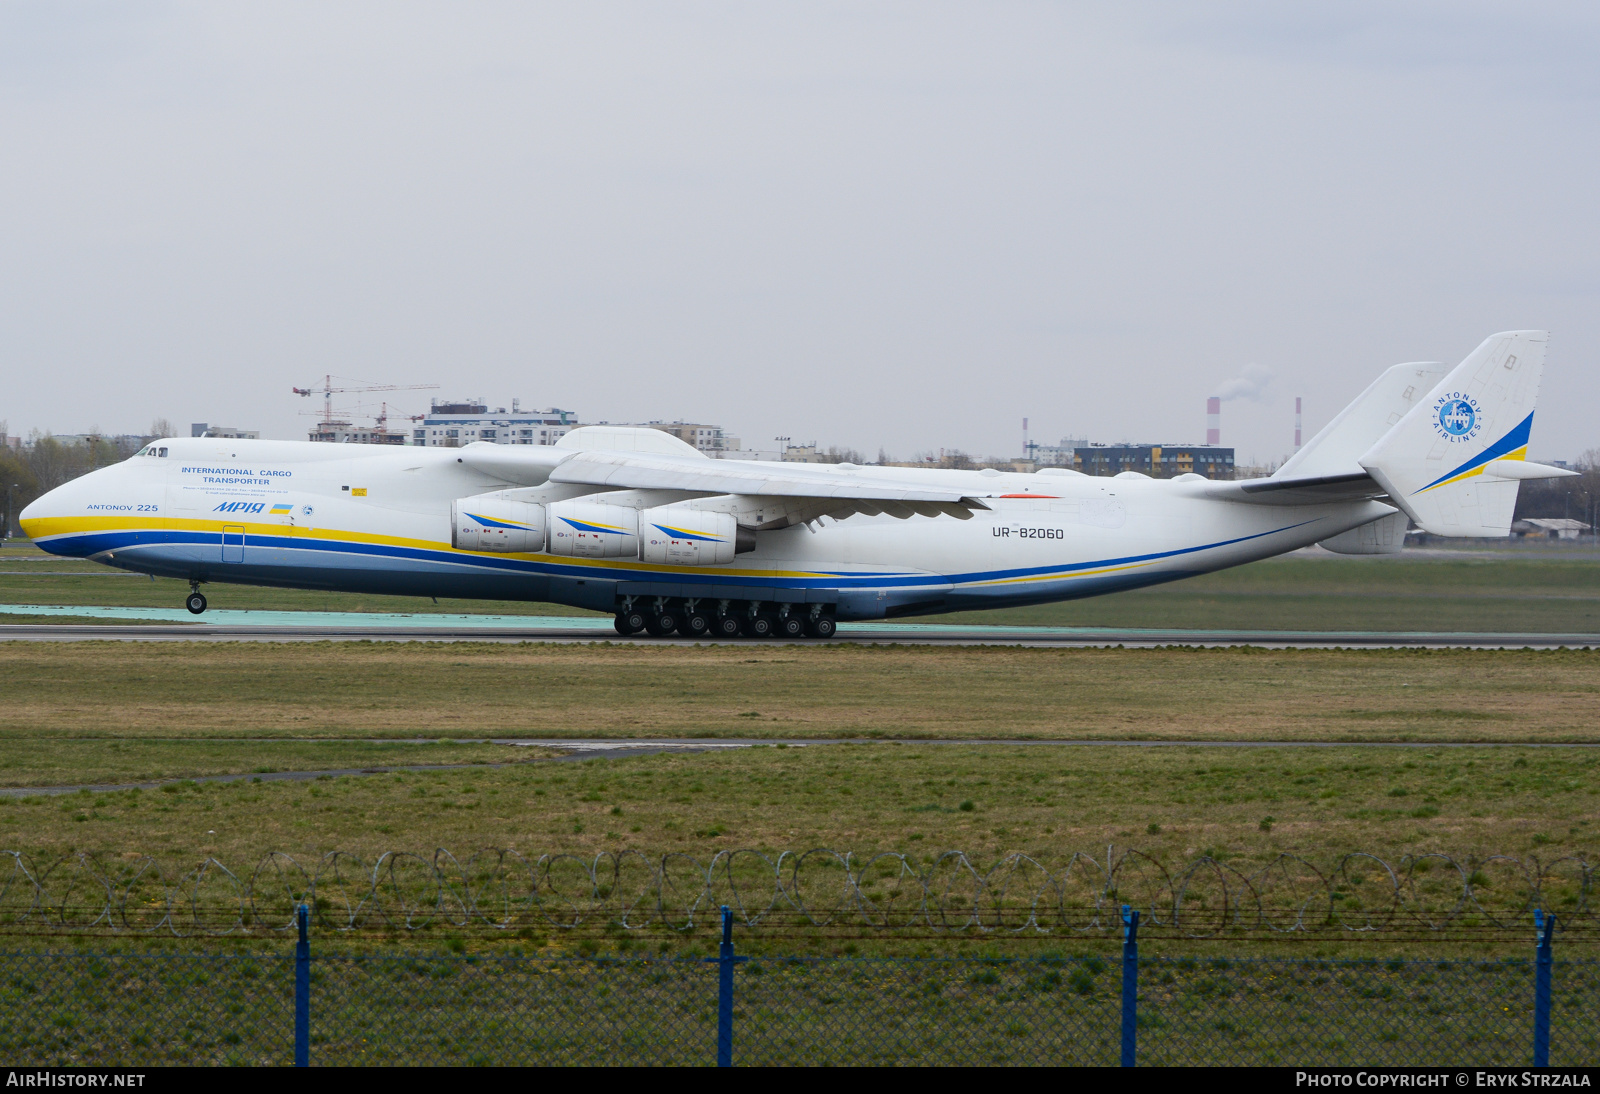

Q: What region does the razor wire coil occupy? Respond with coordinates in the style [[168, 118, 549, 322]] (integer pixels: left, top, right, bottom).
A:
[[0, 847, 1590, 937]]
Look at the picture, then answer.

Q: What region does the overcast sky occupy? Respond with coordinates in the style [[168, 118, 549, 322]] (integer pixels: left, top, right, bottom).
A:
[[2, 2, 1597, 464]]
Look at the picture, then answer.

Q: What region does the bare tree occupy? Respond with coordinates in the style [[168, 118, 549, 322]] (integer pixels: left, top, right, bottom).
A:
[[1514, 452, 1600, 526]]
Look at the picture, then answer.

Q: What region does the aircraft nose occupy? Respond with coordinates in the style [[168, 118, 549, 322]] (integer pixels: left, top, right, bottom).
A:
[[20, 484, 74, 553], [19, 491, 50, 529]]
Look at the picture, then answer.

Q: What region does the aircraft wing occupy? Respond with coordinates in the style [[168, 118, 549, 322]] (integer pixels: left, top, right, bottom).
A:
[[546, 450, 992, 520], [1201, 471, 1389, 506]]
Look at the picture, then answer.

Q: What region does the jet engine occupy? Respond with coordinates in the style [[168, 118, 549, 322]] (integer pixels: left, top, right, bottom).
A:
[[451, 497, 546, 552], [547, 500, 640, 558], [639, 506, 745, 565], [451, 494, 759, 562]]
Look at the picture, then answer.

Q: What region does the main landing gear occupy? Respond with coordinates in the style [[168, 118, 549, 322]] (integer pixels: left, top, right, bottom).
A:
[[613, 598, 837, 640]]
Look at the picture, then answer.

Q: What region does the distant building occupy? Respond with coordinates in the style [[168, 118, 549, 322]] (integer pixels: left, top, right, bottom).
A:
[[630, 422, 741, 455], [308, 421, 407, 445], [1514, 518, 1591, 540], [413, 399, 577, 447], [1025, 435, 1089, 467], [191, 424, 260, 439], [1075, 444, 1235, 479], [781, 444, 824, 463], [45, 433, 163, 450]]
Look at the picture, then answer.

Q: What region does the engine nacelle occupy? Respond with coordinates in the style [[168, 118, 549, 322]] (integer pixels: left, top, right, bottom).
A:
[[451, 496, 546, 553], [639, 506, 740, 565], [547, 501, 640, 558]]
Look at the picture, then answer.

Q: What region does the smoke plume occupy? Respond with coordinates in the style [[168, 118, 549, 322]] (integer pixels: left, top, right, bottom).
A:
[[1215, 364, 1273, 402]]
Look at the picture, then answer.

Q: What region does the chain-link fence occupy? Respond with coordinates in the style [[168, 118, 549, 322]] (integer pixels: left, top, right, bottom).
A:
[[1, 918, 1595, 1066], [0, 952, 294, 1066]]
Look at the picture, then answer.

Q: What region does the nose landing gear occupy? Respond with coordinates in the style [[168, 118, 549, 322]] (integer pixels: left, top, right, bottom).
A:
[[185, 582, 208, 615]]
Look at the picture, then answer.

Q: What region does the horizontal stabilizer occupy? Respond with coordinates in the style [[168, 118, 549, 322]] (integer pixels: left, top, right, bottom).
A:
[[1480, 459, 1577, 482], [1202, 471, 1387, 507]]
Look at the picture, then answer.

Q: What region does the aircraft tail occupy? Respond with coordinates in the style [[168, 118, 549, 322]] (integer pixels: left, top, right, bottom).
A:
[[1274, 361, 1444, 480], [1358, 330, 1571, 537]]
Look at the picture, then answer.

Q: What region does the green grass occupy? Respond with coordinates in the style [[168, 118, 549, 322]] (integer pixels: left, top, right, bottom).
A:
[[4, 743, 1593, 878], [7, 950, 1583, 1065], [1, 741, 1595, 964], [2, 643, 1597, 758]]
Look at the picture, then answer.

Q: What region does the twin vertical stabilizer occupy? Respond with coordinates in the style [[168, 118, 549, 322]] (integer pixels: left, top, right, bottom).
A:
[[1359, 330, 1571, 537]]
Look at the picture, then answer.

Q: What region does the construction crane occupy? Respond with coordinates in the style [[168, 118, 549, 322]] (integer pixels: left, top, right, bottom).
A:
[[292, 375, 439, 431]]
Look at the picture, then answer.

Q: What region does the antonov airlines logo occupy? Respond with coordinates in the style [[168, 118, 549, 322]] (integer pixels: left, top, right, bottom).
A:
[[213, 502, 266, 514], [1431, 392, 1481, 443]]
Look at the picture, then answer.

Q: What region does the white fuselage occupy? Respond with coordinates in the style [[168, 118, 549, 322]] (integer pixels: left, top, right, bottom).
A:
[[21, 438, 1390, 619]]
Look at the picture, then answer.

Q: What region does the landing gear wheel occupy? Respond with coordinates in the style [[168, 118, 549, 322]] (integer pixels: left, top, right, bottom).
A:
[[644, 611, 679, 637], [742, 613, 775, 639], [677, 610, 711, 638], [776, 614, 806, 639], [185, 592, 208, 615], [712, 614, 742, 638], [804, 615, 837, 639], [615, 610, 647, 636]]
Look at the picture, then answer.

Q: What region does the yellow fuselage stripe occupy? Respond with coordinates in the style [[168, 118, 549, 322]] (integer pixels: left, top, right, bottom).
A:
[[19, 514, 896, 581]]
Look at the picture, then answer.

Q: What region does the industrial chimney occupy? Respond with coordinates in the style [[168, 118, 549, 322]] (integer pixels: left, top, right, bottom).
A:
[[1206, 397, 1220, 445], [1295, 397, 1302, 449]]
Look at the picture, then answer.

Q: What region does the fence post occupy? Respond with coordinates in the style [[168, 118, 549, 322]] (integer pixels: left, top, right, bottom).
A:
[[1121, 904, 1140, 1067], [1533, 908, 1555, 1067], [705, 904, 748, 1067], [295, 902, 310, 1068]]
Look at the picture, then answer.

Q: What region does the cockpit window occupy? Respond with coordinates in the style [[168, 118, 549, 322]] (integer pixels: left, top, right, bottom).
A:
[[157, 447, 168, 457]]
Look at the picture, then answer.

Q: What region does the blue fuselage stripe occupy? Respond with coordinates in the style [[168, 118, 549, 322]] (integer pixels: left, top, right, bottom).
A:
[[34, 518, 1316, 591]]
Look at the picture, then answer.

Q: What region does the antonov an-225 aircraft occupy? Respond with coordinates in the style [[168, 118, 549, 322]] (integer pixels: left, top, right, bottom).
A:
[[21, 330, 1574, 638]]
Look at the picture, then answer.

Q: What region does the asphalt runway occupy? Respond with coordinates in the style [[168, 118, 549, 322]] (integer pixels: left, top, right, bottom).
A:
[[1, 621, 1596, 648]]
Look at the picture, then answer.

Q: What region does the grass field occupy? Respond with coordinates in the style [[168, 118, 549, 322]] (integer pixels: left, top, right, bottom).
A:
[[1, 643, 1596, 868], [3, 643, 1598, 758], [5, 540, 1600, 631], [3, 744, 1593, 904], [4, 543, 1597, 957]]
